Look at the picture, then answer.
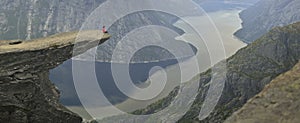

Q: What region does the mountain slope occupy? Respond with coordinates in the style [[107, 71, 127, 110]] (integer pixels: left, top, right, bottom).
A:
[[117, 22, 300, 123], [94, 11, 195, 62], [0, 0, 106, 40], [234, 0, 300, 43], [225, 61, 300, 123], [179, 21, 300, 122]]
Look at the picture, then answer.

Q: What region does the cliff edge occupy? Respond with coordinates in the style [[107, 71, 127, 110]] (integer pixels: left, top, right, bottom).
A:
[[0, 31, 110, 122]]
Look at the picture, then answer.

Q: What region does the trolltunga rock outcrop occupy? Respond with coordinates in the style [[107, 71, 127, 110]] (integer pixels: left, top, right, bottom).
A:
[[0, 31, 110, 123]]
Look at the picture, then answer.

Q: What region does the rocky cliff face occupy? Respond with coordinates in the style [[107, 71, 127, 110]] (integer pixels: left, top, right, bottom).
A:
[[225, 60, 300, 123], [119, 22, 300, 123], [234, 0, 300, 43], [0, 31, 110, 122], [0, 0, 106, 40]]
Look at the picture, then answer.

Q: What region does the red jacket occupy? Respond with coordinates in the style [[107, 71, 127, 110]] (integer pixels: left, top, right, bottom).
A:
[[102, 27, 106, 33]]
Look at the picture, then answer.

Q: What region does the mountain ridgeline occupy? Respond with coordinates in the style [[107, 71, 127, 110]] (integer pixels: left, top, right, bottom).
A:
[[234, 0, 300, 43], [117, 22, 300, 123]]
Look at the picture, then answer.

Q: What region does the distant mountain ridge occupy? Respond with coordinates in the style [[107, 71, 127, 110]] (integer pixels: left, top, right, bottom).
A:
[[194, 0, 260, 13], [234, 0, 300, 43]]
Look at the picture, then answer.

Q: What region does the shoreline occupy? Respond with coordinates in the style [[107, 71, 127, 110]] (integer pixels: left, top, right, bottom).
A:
[[67, 9, 247, 121]]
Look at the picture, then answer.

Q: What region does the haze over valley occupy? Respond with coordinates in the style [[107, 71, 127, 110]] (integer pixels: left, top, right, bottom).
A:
[[1, 0, 300, 123]]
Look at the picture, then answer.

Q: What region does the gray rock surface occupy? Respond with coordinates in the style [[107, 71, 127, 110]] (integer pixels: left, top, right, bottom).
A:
[[234, 0, 300, 43], [0, 31, 110, 123], [0, 0, 106, 40]]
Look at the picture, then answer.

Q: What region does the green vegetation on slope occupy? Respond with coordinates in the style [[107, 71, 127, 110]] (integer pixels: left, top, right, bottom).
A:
[[225, 61, 300, 123]]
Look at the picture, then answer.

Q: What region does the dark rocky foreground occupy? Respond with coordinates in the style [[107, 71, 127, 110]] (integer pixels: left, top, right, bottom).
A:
[[0, 31, 110, 123], [225, 60, 300, 123]]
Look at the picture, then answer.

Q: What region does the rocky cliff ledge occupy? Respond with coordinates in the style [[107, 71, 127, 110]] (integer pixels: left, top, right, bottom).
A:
[[0, 31, 110, 122]]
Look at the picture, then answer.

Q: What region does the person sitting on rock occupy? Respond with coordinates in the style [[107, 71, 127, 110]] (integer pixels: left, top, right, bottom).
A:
[[102, 26, 108, 33]]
